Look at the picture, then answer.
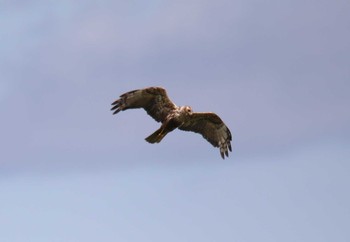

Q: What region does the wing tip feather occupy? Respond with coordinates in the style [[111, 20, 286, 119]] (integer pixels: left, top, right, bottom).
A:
[[112, 109, 121, 115], [111, 99, 120, 106], [220, 151, 225, 159]]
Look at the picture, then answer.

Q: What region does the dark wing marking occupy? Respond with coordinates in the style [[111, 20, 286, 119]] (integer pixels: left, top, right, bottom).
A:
[[179, 112, 232, 159], [111, 87, 177, 123]]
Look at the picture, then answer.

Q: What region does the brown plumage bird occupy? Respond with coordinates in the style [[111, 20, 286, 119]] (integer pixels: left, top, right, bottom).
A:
[[111, 87, 232, 159]]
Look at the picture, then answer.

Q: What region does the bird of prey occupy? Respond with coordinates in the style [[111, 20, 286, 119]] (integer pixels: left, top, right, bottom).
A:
[[111, 87, 232, 159]]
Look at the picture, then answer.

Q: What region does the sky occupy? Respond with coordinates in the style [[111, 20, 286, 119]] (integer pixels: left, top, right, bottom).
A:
[[1, 0, 350, 241]]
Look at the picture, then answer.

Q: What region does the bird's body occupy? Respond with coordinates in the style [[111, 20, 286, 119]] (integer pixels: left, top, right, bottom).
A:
[[145, 105, 193, 144], [111, 87, 232, 159]]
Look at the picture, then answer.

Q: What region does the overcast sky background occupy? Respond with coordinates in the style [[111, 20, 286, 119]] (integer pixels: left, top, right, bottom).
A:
[[1, 0, 350, 241]]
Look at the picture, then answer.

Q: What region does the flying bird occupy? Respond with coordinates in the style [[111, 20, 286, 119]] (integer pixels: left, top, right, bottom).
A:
[[111, 87, 232, 159]]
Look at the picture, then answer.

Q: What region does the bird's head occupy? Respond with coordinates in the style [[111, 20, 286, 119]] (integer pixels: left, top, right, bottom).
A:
[[180, 105, 193, 115]]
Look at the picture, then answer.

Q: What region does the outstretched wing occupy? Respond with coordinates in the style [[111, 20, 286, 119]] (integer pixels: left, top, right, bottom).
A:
[[111, 87, 177, 123], [179, 113, 232, 159]]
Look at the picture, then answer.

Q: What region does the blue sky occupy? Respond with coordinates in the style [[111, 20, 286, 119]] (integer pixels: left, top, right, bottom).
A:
[[1, 1, 350, 241]]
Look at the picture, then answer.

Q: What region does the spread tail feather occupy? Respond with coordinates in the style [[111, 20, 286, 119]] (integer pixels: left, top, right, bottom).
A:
[[145, 128, 167, 143]]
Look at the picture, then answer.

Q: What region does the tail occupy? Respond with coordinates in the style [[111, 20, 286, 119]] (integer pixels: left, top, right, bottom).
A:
[[145, 128, 167, 143]]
